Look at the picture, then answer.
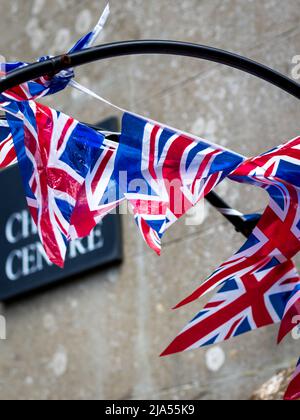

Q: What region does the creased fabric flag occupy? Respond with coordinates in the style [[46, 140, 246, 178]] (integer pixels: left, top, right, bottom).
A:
[[6, 101, 106, 267], [69, 3, 110, 53], [163, 136, 300, 356], [230, 136, 300, 342], [176, 137, 300, 308], [162, 259, 298, 356], [0, 119, 17, 168], [3, 108, 244, 266], [69, 138, 123, 240], [68, 112, 245, 254], [115, 113, 244, 254], [0, 4, 109, 169], [278, 283, 300, 344], [284, 359, 300, 401], [0, 4, 110, 103]]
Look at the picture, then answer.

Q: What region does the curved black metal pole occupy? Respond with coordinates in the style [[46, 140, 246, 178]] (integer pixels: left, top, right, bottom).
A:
[[0, 40, 299, 98], [0, 40, 299, 237]]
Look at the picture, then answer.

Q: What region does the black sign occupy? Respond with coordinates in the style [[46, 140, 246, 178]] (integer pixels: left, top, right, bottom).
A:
[[0, 118, 123, 301]]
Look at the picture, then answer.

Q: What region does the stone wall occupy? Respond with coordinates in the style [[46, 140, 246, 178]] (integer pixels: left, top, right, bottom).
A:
[[0, 0, 299, 400]]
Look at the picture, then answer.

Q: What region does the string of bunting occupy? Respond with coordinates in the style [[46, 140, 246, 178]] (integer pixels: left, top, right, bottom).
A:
[[0, 3, 299, 401]]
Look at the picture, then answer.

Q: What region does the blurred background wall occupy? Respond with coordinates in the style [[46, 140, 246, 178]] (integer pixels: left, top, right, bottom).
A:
[[0, 0, 299, 400]]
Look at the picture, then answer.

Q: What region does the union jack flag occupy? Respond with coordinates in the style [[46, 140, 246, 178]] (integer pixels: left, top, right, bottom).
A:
[[6, 101, 106, 267], [0, 4, 110, 103], [163, 136, 300, 356], [4, 106, 244, 266], [0, 119, 17, 168], [0, 3, 110, 171], [278, 283, 300, 343], [66, 112, 244, 255], [69, 137, 123, 240], [115, 113, 244, 254], [231, 137, 300, 343], [162, 259, 298, 356], [285, 359, 300, 401], [69, 3, 110, 53], [174, 137, 300, 307]]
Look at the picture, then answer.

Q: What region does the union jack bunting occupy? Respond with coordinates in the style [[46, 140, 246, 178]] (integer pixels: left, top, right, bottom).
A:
[[231, 137, 300, 343], [162, 261, 299, 356], [162, 259, 298, 355], [66, 112, 244, 255], [115, 113, 244, 254], [163, 136, 300, 357], [284, 359, 300, 401], [0, 119, 17, 168], [0, 4, 109, 103], [69, 138, 123, 240], [174, 137, 300, 307], [6, 101, 106, 267], [69, 3, 110, 53], [278, 283, 300, 343]]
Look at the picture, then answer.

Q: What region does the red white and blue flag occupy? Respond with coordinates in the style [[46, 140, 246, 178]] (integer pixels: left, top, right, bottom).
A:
[[163, 137, 300, 357], [285, 359, 300, 401], [0, 119, 17, 168], [69, 4, 110, 53], [0, 4, 110, 103], [0, 10, 299, 395], [1, 103, 300, 400], [162, 259, 298, 355], [231, 137, 300, 344], [3, 107, 243, 265], [69, 138, 123, 240], [6, 101, 106, 267], [64, 113, 245, 255], [115, 113, 244, 254], [0, 4, 110, 173], [279, 283, 300, 344]]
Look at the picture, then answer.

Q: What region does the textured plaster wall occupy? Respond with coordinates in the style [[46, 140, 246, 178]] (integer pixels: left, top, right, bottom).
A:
[[0, 0, 299, 400]]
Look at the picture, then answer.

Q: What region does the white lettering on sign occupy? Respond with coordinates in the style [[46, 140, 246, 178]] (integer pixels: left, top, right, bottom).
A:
[[69, 224, 104, 259], [5, 210, 37, 244], [4, 210, 105, 281]]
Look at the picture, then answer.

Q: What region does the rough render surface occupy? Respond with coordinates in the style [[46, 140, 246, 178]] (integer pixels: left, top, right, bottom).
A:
[[0, 0, 299, 400], [251, 366, 297, 401]]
